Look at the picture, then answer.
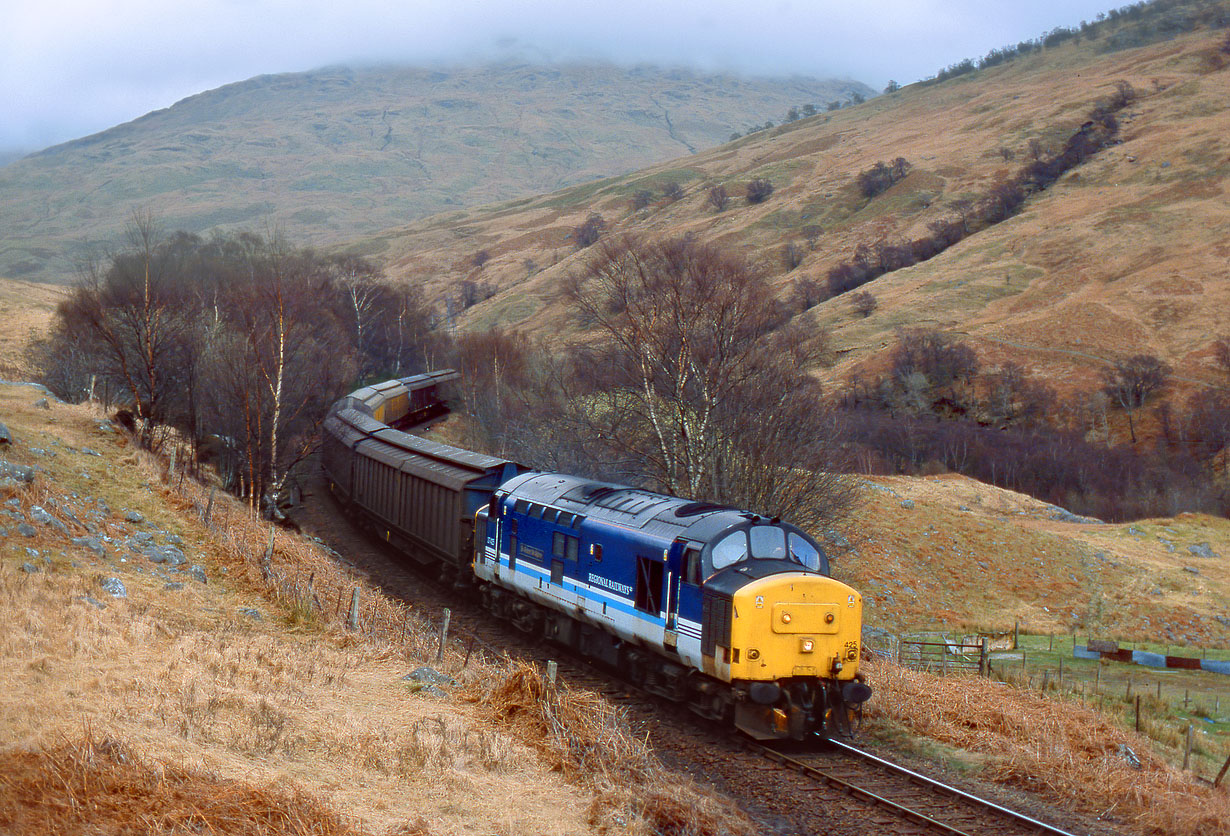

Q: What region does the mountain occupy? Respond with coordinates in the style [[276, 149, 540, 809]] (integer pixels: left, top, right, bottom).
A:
[[0, 63, 870, 283], [363, 10, 1230, 400]]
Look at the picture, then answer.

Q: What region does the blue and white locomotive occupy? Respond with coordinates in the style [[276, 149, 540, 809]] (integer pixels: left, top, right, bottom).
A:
[[322, 373, 871, 740]]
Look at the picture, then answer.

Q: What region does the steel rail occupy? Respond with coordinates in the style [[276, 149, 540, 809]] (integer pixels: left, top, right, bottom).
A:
[[754, 742, 972, 835], [824, 738, 1084, 836]]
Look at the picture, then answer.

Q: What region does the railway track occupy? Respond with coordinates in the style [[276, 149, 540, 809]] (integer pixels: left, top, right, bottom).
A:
[[753, 738, 1085, 836]]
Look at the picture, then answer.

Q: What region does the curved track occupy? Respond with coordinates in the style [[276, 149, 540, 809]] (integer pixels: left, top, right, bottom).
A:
[[755, 738, 1084, 836]]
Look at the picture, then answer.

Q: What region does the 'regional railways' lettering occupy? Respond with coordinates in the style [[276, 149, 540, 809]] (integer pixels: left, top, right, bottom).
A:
[[587, 573, 632, 596]]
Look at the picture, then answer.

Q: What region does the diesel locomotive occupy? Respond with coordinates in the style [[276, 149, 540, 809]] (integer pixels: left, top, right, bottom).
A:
[[321, 372, 871, 740]]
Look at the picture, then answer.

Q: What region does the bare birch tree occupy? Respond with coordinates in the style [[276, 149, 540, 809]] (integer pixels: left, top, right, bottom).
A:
[[564, 235, 855, 527]]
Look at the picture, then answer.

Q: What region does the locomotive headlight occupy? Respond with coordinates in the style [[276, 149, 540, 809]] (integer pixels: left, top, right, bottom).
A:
[[799, 638, 815, 653]]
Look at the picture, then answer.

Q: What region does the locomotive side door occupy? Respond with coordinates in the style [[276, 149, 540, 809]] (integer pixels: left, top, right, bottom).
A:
[[663, 540, 686, 653]]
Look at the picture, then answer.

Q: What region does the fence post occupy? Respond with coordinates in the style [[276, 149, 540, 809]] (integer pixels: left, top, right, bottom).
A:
[[1014, 619, 1019, 650], [980, 638, 989, 677], [1183, 724, 1193, 771], [1215, 753, 1230, 787], [1157, 680, 1162, 700], [1049, 632, 1053, 652], [348, 588, 360, 630], [546, 660, 558, 688], [1095, 665, 1101, 694], [436, 607, 451, 664], [204, 488, 215, 527], [1135, 695, 1141, 732], [1058, 659, 1063, 688]]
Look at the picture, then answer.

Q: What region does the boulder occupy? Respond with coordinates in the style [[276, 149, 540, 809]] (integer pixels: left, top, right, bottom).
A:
[[98, 577, 127, 598], [144, 545, 186, 567], [0, 461, 35, 483]]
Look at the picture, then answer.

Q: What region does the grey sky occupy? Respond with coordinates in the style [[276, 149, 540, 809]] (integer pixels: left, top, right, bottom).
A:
[[3, 0, 1122, 153]]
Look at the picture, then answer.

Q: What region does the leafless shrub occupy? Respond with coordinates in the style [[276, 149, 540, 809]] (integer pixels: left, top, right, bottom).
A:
[[707, 185, 729, 212], [573, 213, 605, 248], [745, 178, 774, 204], [631, 189, 654, 211], [850, 290, 877, 318], [781, 241, 804, 271], [661, 181, 684, 201]]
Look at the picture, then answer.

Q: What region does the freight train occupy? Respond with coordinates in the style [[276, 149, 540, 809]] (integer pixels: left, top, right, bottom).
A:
[[321, 371, 871, 740]]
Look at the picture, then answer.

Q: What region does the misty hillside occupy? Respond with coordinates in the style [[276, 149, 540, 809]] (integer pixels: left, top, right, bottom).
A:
[[0, 62, 869, 283], [365, 9, 1230, 404]]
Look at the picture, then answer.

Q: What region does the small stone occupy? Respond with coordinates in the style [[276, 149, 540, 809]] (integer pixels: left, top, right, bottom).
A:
[[99, 577, 127, 598], [164, 582, 185, 591], [1188, 543, 1216, 559], [71, 536, 106, 556], [96, 421, 115, 433], [900, 499, 915, 510], [81, 447, 102, 457], [145, 545, 186, 567], [32, 398, 50, 409], [5, 498, 19, 508], [0, 422, 11, 445], [1, 509, 22, 521], [77, 595, 107, 610], [238, 607, 261, 621], [17, 523, 37, 537], [30, 506, 58, 526], [164, 534, 184, 547], [0, 461, 35, 483], [1183, 566, 1200, 575], [187, 564, 207, 584], [25, 548, 39, 558], [124, 511, 144, 524], [21, 562, 39, 573]]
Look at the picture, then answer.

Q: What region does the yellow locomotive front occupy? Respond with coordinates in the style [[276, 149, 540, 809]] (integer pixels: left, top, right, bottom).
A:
[[721, 572, 870, 739]]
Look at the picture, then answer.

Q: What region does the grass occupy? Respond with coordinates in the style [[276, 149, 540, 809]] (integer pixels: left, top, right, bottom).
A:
[[0, 384, 760, 835], [865, 657, 1230, 836]]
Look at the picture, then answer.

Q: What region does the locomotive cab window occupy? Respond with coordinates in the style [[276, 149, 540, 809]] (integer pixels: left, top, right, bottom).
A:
[[683, 548, 703, 585], [711, 532, 748, 570], [789, 533, 822, 571], [750, 526, 788, 560]]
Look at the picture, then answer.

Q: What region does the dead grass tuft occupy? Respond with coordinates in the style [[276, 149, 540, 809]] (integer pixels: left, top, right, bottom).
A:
[[865, 658, 1230, 836], [0, 734, 372, 836], [473, 662, 757, 836]]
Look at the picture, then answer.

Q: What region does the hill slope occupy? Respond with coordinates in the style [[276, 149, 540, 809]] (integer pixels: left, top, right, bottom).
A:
[[366, 21, 1230, 398], [0, 63, 868, 284]]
